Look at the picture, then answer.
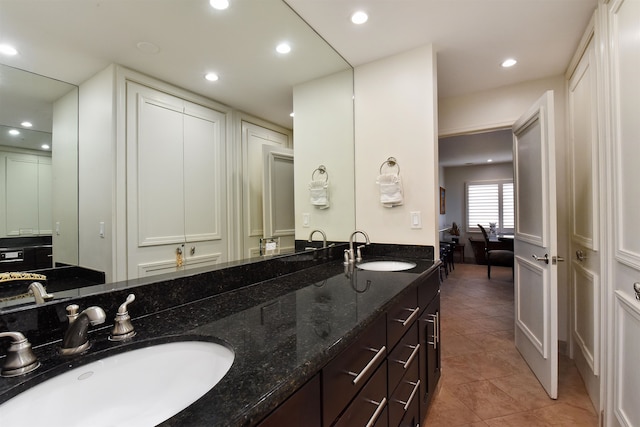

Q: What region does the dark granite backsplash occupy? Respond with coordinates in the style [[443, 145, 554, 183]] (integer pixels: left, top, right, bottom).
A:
[[0, 244, 349, 348]]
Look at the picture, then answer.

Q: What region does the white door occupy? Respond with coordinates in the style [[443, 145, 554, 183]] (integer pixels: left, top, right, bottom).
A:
[[608, 0, 640, 425], [262, 145, 295, 254], [567, 31, 601, 409], [512, 91, 559, 399], [241, 121, 290, 257]]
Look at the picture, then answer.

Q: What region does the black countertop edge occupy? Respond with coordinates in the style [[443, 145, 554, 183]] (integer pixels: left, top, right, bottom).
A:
[[0, 256, 441, 427]]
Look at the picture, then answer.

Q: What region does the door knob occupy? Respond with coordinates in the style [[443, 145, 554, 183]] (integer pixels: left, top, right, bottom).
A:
[[634, 282, 640, 301], [576, 250, 587, 261], [552, 256, 565, 265], [532, 254, 549, 264]]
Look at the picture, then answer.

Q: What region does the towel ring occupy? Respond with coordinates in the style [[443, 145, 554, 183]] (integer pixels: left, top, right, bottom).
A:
[[379, 157, 400, 174], [312, 165, 329, 182]]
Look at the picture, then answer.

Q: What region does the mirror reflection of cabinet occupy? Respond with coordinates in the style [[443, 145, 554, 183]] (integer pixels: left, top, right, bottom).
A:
[[1, 150, 52, 237], [126, 82, 228, 278]]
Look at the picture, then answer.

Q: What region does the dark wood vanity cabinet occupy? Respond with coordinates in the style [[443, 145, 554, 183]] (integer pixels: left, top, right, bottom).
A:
[[257, 267, 441, 427], [418, 292, 441, 418], [257, 374, 321, 427]]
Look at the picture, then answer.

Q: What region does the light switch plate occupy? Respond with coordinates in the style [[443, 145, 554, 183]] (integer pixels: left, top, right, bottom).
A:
[[410, 211, 422, 229], [302, 213, 310, 227]]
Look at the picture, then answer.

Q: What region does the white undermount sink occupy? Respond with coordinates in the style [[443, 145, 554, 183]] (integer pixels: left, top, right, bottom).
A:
[[0, 340, 234, 427], [356, 260, 417, 272]]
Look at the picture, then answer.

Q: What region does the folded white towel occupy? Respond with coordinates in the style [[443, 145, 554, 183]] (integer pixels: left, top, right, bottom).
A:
[[376, 173, 403, 207], [309, 179, 330, 209]]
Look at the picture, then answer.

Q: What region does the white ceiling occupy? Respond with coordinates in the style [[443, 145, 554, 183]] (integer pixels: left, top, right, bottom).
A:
[[286, 0, 598, 98], [439, 129, 513, 167], [0, 0, 598, 153]]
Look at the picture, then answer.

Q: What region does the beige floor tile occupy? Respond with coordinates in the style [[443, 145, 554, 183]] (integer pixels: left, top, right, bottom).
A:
[[454, 380, 526, 420], [532, 403, 599, 426], [484, 411, 554, 426]]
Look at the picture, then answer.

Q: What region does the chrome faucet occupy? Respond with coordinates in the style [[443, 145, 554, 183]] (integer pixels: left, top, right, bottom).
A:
[[0, 331, 39, 377], [59, 304, 106, 356], [308, 229, 327, 249], [27, 282, 54, 304], [345, 230, 370, 264]]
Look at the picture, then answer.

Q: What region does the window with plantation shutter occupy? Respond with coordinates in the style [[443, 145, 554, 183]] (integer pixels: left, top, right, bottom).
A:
[[466, 180, 514, 233]]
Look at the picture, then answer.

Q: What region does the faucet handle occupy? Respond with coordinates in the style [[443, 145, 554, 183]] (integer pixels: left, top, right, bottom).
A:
[[0, 331, 40, 377], [117, 294, 135, 315], [66, 304, 80, 324], [356, 245, 365, 263], [110, 294, 136, 341]]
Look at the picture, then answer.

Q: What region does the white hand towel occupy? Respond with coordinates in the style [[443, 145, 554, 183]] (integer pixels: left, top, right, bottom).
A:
[[376, 173, 404, 207], [309, 179, 330, 209]]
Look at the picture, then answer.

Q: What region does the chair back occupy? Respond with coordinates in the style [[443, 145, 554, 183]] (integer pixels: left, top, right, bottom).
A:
[[477, 224, 490, 247]]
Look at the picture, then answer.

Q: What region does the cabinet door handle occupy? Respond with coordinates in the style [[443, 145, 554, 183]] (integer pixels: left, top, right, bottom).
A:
[[393, 344, 420, 369], [427, 313, 439, 349], [394, 379, 421, 411], [347, 345, 386, 385], [365, 397, 387, 427], [393, 306, 420, 327]]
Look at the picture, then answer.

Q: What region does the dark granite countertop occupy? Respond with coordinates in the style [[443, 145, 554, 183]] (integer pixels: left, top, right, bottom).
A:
[[0, 252, 438, 426]]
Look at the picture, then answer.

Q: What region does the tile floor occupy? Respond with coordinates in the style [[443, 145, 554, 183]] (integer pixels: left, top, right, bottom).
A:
[[423, 263, 599, 426]]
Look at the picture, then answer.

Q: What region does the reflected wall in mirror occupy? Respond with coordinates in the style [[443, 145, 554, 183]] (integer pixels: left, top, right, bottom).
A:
[[0, 64, 79, 270], [0, 0, 353, 310]]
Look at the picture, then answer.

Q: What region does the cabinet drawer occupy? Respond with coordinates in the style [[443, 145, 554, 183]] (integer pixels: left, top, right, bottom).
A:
[[334, 360, 388, 427], [323, 315, 386, 427], [387, 288, 419, 350], [387, 322, 419, 394], [389, 359, 420, 427]]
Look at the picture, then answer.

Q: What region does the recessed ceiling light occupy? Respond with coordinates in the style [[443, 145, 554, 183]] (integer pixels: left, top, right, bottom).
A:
[[276, 43, 291, 54], [501, 58, 517, 68], [41, 144, 50, 150], [0, 44, 18, 56], [8, 129, 20, 136], [21, 121, 32, 128], [351, 11, 368, 24], [136, 41, 160, 54], [204, 72, 219, 82], [209, 0, 229, 10], [487, 159, 493, 162]]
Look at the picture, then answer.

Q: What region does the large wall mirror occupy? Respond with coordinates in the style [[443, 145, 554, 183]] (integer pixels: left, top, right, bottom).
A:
[[0, 0, 354, 310], [0, 64, 79, 267]]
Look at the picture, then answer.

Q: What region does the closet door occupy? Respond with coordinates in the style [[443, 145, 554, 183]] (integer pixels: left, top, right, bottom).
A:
[[182, 102, 227, 269], [127, 82, 185, 278]]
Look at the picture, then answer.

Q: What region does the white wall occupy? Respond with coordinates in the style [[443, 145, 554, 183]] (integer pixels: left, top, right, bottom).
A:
[[52, 88, 79, 265], [354, 45, 438, 247], [78, 65, 116, 281], [293, 69, 355, 242], [439, 75, 570, 345]]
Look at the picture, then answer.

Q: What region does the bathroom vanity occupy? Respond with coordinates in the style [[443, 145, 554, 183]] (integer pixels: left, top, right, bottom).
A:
[[0, 244, 440, 426]]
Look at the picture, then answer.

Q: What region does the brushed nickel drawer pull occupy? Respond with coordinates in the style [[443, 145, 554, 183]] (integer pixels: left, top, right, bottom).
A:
[[393, 306, 420, 327], [347, 345, 387, 385], [403, 344, 420, 369], [365, 397, 387, 427], [395, 380, 421, 411]]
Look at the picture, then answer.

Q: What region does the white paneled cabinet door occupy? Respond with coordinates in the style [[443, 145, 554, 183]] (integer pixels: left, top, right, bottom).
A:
[[512, 91, 559, 399], [182, 103, 226, 271], [127, 82, 227, 278], [567, 31, 601, 410], [608, 0, 640, 426]]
